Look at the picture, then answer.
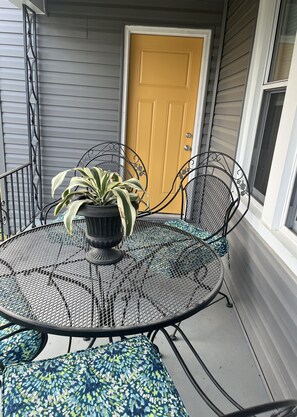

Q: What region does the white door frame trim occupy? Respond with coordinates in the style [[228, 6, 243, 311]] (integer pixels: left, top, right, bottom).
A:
[[120, 25, 212, 160]]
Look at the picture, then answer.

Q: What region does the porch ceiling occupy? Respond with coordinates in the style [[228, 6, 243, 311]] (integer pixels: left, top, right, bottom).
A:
[[8, 0, 46, 14]]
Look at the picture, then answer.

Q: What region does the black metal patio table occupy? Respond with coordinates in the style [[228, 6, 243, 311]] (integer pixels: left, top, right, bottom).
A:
[[0, 219, 223, 337], [0, 219, 237, 414]]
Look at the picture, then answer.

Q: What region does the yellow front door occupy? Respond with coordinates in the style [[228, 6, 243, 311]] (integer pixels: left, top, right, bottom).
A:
[[126, 34, 203, 213]]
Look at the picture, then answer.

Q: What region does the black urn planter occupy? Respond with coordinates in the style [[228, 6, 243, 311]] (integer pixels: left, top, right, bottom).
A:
[[78, 204, 123, 265]]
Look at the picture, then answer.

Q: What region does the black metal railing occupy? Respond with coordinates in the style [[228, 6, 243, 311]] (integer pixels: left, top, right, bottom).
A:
[[23, 5, 42, 214], [0, 163, 35, 241]]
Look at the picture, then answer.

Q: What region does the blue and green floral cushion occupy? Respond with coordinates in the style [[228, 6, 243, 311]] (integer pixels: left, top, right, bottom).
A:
[[0, 316, 43, 371], [124, 226, 193, 277], [165, 219, 229, 258], [125, 225, 218, 277], [3, 336, 189, 417]]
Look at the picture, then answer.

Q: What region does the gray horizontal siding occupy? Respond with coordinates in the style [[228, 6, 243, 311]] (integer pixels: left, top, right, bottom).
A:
[[37, 36, 121, 53], [0, 0, 225, 198], [0, 2, 28, 174], [40, 94, 118, 110], [209, 0, 259, 156], [206, 0, 297, 399], [40, 83, 119, 99], [33, 0, 224, 206], [225, 217, 297, 399], [0, 45, 24, 57], [38, 49, 120, 66]]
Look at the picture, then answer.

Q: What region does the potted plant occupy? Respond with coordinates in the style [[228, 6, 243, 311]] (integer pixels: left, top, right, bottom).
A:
[[51, 167, 147, 265]]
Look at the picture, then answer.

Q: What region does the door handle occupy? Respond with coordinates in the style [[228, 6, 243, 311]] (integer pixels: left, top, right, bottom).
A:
[[184, 145, 192, 151]]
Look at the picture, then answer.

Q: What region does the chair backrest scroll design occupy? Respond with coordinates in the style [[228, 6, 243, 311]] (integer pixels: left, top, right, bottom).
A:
[[140, 151, 250, 244], [77, 141, 148, 194], [180, 152, 250, 240], [41, 141, 148, 223]]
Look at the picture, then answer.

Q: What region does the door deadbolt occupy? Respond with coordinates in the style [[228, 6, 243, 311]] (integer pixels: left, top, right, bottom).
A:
[[185, 132, 193, 138]]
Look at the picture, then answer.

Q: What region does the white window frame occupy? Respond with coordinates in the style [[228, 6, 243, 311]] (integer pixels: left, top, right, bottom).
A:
[[286, 173, 297, 233], [236, 0, 297, 274]]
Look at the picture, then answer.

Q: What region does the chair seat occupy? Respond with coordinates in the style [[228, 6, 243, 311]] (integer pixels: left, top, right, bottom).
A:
[[165, 219, 229, 257], [0, 316, 43, 369], [125, 224, 220, 277], [3, 335, 189, 417]]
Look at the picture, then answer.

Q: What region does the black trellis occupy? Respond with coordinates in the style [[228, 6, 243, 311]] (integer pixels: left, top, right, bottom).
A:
[[23, 4, 42, 225]]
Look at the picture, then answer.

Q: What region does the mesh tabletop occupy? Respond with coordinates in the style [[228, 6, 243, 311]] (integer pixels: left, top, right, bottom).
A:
[[0, 220, 223, 337]]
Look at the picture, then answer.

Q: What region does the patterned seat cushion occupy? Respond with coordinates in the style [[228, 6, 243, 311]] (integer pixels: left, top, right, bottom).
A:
[[165, 219, 229, 258], [124, 225, 219, 278], [3, 336, 189, 417], [0, 316, 43, 370], [124, 225, 185, 276]]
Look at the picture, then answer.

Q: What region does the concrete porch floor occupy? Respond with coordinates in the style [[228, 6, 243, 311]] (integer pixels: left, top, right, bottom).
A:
[[37, 285, 271, 416]]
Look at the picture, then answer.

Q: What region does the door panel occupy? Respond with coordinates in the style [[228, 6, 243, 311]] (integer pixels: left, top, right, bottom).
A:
[[126, 34, 203, 213]]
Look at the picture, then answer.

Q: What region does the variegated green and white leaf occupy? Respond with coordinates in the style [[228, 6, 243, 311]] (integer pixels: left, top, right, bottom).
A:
[[106, 181, 122, 191], [64, 199, 92, 235], [61, 188, 71, 200], [75, 167, 93, 179], [122, 178, 144, 189], [90, 167, 102, 190], [113, 187, 136, 236], [100, 171, 111, 194], [51, 165, 149, 236], [68, 177, 93, 190], [51, 170, 70, 197], [54, 190, 89, 215]]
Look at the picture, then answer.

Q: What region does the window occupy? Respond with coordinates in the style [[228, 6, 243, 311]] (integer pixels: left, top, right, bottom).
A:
[[249, 90, 285, 203], [236, 0, 297, 267], [269, 0, 297, 81], [249, 0, 297, 206]]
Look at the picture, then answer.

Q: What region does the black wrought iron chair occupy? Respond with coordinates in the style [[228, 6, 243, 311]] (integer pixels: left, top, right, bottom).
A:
[[1, 336, 189, 416], [140, 151, 250, 310], [0, 317, 48, 372], [41, 141, 148, 223], [0, 272, 48, 371], [148, 325, 296, 417], [224, 400, 297, 417], [1, 333, 296, 416]]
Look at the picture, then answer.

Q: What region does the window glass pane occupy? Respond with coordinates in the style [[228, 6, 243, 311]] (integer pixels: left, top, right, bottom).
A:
[[249, 91, 285, 203], [286, 174, 297, 234], [269, 0, 297, 81]]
